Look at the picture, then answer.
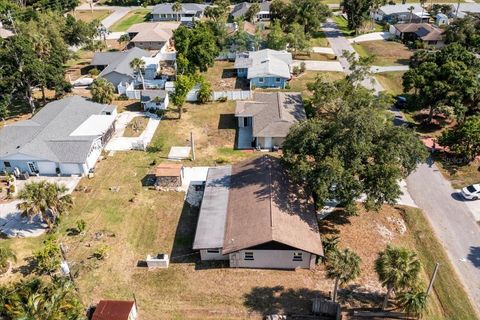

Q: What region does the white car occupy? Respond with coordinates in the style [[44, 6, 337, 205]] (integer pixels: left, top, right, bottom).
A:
[[461, 184, 480, 200]]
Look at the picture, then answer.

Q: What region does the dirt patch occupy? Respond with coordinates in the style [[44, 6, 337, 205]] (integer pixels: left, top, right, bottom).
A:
[[123, 116, 149, 137]]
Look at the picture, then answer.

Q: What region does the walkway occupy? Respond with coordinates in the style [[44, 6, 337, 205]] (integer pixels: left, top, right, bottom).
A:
[[371, 65, 409, 73]]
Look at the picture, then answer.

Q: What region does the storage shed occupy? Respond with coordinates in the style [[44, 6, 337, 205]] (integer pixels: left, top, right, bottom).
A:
[[154, 163, 184, 189]]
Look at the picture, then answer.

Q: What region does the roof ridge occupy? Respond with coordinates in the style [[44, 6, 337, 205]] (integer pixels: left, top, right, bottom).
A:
[[277, 92, 283, 120], [267, 156, 274, 231]]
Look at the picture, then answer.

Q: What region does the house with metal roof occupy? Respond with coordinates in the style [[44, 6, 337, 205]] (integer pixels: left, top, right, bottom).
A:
[[91, 47, 151, 89], [373, 3, 429, 24], [92, 300, 137, 320], [0, 96, 116, 176], [151, 3, 208, 22], [230, 1, 271, 21], [193, 156, 323, 269], [234, 49, 292, 89], [126, 22, 179, 50], [235, 92, 305, 149]]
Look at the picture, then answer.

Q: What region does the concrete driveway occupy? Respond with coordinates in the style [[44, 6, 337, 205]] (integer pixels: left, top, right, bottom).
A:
[[371, 65, 410, 73], [312, 47, 335, 54], [0, 176, 81, 238], [348, 32, 393, 43], [292, 60, 343, 72]]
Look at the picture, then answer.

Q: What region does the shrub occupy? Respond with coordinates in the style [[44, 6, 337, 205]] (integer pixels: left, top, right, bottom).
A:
[[197, 80, 213, 104], [89, 68, 100, 77], [217, 96, 227, 102], [76, 220, 86, 234], [93, 245, 110, 260], [116, 94, 129, 101]]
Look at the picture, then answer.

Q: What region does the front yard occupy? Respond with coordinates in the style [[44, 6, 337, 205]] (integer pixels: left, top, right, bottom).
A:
[[353, 41, 412, 66], [73, 10, 112, 23], [109, 9, 151, 32], [289, 71, 345, 93], [375, 71, 405, 95]]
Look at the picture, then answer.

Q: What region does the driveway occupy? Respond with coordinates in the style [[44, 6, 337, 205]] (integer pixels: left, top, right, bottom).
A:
[[292, 60, 343, 72], [407, 164, 480, 309], [348, 32, 393, 43], [371, 65, 410, 73], [312, 47, 335, 54], [0, 176, 81, 238]]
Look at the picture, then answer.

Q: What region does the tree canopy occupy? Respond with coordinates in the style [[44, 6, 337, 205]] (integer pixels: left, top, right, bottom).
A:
[[439, 115, 480, 163], [91, 78, 115, 105], [343, 0, 373, 34], [445, 15, 480, 54], [403, 44, 480, 123]]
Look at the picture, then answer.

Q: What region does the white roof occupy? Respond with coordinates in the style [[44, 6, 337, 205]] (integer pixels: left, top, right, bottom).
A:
[[379, 3, 424, 15], [69, 115, 116, 136]]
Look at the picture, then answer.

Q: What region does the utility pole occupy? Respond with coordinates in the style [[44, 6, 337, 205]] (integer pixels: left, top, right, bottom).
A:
[[60, 243, 77, 289], [426, 262, 440, 296], [190, 131, 196, 161]]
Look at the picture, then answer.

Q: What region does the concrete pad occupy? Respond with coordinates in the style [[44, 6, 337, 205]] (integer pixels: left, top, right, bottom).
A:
[[312, 47, 335, 54], [292, 60, 344, 72], [182, 167, 210, 188], [371, 65, 409, 73], [454, 190, 480, 221], [168, 147, 191, 160], [348, 32, 393, 43]]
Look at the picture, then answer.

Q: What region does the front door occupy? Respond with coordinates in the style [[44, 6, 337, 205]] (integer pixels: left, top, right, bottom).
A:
[[27, 162, 38, 174], [264, 137, 273, 149]]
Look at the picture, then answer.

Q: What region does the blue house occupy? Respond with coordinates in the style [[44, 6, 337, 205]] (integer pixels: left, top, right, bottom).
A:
[[234, 49, 292, 89]]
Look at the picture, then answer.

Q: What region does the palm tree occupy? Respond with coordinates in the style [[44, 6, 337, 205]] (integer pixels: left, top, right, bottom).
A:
[[396, 288, 428, 318], [172, 2, 183, 21], [408, 6, 415, 23], [17, 181, 73, 230], [325, 248, 362, 302], [375, 245, 421, 310], [130, 57, 146, 90], [0, 247, 17, 273], [91, 77, 115, 104]]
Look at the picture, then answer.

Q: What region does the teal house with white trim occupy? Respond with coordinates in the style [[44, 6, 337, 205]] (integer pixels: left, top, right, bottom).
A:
[[234, 49, 292, 89]]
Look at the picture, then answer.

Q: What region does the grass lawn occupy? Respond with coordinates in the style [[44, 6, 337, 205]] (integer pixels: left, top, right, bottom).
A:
[[310, 31, 330, 47], [109, 9, 151, 32], [73, 10, 112, 23], [435, 160, 480, 190], [401, 207, 478, 319], [375, 71, 406, 95], [332, 15, 354, 37], [353, 41, 412, 66], [289, 71, 344, 93], [200, 61, 249, 91], [123, 116, 149, 137]]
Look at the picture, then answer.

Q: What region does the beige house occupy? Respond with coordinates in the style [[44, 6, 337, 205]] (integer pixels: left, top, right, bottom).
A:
[[235, 92, 305, 149], [127, 22, 179, 51], [193, 156, 324, 269], [389, 23, 445, 49]]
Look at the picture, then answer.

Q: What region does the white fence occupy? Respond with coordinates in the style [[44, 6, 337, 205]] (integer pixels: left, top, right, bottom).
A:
[[185, 88, 252, 102]]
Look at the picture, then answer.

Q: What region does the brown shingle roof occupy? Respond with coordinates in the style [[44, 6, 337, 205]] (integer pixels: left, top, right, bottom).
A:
[[394, 23, 444, 41], [222, 156, 323, 255], [155, 163, 183, 177], [92, 300, 135, 320]]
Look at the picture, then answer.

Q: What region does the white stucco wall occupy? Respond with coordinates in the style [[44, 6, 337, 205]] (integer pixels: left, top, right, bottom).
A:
[[229, 250, 315, 269], [200, 249, 229, 261]]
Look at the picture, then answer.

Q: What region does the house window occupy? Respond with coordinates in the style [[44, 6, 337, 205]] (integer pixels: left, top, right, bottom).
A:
[[275, 77, 281, 82], [207, 249, 220, 254], [244, 252, 254, 260], [293, 252, 303, 261], [244, 117, 249, 127], [3, 161, 11, 168], [258, 77, 264, 83]]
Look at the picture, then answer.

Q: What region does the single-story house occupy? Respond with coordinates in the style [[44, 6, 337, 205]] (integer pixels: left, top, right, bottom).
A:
[[435, 13, 449, 26], [126, 22, 179, 50], [92, 300, 138, 320], [450, 3, 480, 18], [151, 3, 208, 22], [373, 4, 429, 24], [141, 89, 169, 111], [234, 49, 292, 89], [230, 1, 271, 21], [235, 92, 305, 149], [0, 96, 116, 176], [193, 155, 324, 269], [154, 163, 183, 189], [91, 47, 151, 88], [390, 23, 445, 48]]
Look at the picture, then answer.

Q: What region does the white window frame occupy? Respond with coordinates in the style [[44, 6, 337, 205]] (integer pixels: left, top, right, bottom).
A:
[[275, 77, 281, 83]]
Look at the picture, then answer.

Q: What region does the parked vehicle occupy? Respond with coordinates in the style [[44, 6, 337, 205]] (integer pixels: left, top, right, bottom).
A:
[[461, 184, 480, 200]]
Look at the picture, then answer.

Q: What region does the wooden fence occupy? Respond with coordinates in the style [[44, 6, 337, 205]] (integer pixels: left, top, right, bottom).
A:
[[312, 298, 341, 320]]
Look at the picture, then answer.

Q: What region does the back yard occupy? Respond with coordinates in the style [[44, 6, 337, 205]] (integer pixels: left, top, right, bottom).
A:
[[73, 10, 112, 23], [353, 41, 412, 66], [109, 9, 151, 32]]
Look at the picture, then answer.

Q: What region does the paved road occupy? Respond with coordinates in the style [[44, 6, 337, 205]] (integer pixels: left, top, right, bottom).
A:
[[312, 47, 335, 54], [407, 164, 480, 310], [324, 18, 480, 312]]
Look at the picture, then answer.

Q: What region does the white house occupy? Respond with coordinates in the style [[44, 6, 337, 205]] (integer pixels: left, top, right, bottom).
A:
[[193, 156, 324, 269], [0, 96, 116, 176], [141, 90, 169, 111]]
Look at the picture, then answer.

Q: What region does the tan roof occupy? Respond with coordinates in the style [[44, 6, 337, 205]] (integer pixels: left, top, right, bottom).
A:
[[226, 21, 257, 36], [222, 156, 323, 255], [127, 22, 179, 43], [155, 163, 183, 177], [235, 92, 305, 138]]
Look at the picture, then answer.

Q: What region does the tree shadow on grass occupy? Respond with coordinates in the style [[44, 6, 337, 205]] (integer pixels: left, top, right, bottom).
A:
[[318, 209, 352, 235], [244, 286, 329, 317], [337, 284, 384, 309]]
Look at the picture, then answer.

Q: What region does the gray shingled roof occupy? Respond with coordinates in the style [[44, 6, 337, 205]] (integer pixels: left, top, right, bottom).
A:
[[235, 92, 305, 138], [152, 3, 207, 15], [234, 49, 292, 79], [231, 1, 270, 18], [92, 48, 150, 79], [193, 166, 231, 250], [378, 3, 424, 15], [0, 96, 116, 163]]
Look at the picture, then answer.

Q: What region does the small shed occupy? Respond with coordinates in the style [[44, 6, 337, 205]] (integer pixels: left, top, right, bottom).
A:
[[154, 163, 184, 189], [92, 300, 138, 320], [435, 13, 449, 26]]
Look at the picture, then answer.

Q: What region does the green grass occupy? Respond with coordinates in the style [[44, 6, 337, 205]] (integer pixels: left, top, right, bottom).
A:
[[109, 9, 151, 32], [289, 71, 345, 93], [375, 71, 406, 95], [401, 207, 479, 320], [353, 41, 412, 66], [309, 31, 330, 47], [332, 15, 354, 37]]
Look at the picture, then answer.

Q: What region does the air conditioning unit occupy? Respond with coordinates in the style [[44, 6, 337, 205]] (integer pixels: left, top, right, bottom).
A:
[[146, 253, 169, 269]]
